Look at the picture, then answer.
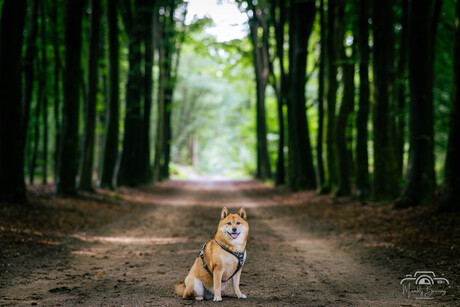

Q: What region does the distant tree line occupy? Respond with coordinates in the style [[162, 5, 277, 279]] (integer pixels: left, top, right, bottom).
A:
[[0, 0, 459, 212]]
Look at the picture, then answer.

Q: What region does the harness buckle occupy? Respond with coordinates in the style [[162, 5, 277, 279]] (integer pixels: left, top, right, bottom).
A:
[[238, 253, 245, 265]]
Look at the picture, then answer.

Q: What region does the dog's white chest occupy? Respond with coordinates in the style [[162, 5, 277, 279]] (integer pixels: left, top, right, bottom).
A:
[[220, 251, 246, 280], [220, 254, 238, 267]]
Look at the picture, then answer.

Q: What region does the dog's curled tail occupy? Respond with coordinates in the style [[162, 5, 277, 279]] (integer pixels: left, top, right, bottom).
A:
[[174, 278, 186, 297]]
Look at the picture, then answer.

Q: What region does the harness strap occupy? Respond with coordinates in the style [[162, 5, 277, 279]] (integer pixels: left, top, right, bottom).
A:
[[199, 241, 213, 276], [199, 240, 245, 282]]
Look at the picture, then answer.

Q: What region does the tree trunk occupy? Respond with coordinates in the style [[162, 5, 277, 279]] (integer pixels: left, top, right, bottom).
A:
[[117, 0, 145, 186], [142, 0, 155, 183], [57, 0, 86, 195], [40, 1, 49, 185], [395, 0, 409, 180], [153, 54, 165, 182], [316, 0, 326, 190], [355, 0, 370, 199], [271, 0, 287, 186], [161, 87, 173, 180], [153, 11, 167, 182], [50, 0, 61, 183], [249, 6, 272, 181], [0, 0, 28, 202], [97, 63, 108, 181], [155, 2, 182, 182], [395, 0, 441, 208], [325, 0, 339, 192], [335, 60, 354, 196], [29, 89, 41, 185], [274, 85, 286, 185], [440, 0, 460, 212], [334, 0, 354, 197], [100, 0, 120, 189], [163, 1, 186, 180], [372, 0, 399, 201], [80, 0, 102, 191], [22, 0, 39, 148], [286, 0, 317, 191]]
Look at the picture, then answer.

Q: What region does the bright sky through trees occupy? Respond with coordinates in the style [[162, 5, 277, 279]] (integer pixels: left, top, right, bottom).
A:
[[185, 0, 248, 42]]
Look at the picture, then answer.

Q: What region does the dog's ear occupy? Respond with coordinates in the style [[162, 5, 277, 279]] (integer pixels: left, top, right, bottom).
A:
[[221, 207, 229, 220], [238, 207, 247, 220]]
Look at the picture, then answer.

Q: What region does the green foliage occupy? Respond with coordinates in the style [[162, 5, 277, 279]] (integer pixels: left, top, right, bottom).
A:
[[171, 21, 260, 177]]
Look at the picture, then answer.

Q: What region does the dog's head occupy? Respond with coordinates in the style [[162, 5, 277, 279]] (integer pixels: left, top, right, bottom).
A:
[[217, 207, 249, 243]]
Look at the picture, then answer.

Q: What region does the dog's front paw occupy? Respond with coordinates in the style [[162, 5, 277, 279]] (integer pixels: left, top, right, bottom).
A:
[[237, 294, 247, 299], [213, 296, 222, 302]]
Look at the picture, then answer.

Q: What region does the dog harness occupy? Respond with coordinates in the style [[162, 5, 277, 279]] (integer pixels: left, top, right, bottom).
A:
[[199, 239, 245, 282]]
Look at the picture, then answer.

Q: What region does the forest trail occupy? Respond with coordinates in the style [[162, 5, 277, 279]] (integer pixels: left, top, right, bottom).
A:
[[0, 181, 449, 306]]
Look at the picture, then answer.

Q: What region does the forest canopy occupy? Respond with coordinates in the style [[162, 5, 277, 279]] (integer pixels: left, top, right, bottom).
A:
[[0, 0, 459, 211]]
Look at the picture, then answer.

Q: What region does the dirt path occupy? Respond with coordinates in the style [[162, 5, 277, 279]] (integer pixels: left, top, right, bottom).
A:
[[0, 181, 450, 306]]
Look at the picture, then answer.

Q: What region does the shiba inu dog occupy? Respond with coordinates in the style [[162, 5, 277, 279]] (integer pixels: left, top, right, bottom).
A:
[[174, 207, 249, 301]]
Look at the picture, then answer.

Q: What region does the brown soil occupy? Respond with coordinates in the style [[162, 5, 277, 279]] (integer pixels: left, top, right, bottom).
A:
[[0, 180, 458, 306]]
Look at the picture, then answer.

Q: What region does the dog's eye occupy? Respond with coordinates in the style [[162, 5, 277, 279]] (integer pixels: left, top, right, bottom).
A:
[[227, 222, 231, 225], [236, 221, 241, 225]]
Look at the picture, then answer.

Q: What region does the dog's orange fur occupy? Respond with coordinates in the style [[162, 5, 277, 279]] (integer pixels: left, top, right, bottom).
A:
[[174, 207, 249, 301]]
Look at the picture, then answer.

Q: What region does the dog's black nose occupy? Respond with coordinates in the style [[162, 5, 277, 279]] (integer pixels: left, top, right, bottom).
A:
[[232, 227, 237, 232]]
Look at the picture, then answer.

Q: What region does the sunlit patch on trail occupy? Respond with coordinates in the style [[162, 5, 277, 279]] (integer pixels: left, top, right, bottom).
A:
[[113, 180, 288, 208], [363, 242, 394, 247], [71, 234, 189, 245]]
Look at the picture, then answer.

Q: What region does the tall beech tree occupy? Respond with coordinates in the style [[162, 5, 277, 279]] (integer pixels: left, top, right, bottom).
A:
[[324, 0, 339, 192], [270, 0, 287, 185], [142, 0, 156, 182], [395, 0, 409, 179], [286, 0, 317, 190], [249, 3, 272, 181], [164, 3, 186, 181], [22, 0, 39, 148], [316, 0, 326, 190], [355, 0, 370, 199], [80, 0, 102, 191], [441, 0, 460, 212], [40, 1, 49, 184], [334, 0, 354, 197], [0, 0, 28, 203], [57, 0, 86, 195], [50, 0, 62, 181], [153, 8, 166, 183], [29, 0, 47, 185], [371, 0, 399, 200], [154, 0, 184, 182], [117, 0, 146, 186], [100, 0, 120, 189], [29, 79, 41, 185], [395, 0, 442, 208]]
